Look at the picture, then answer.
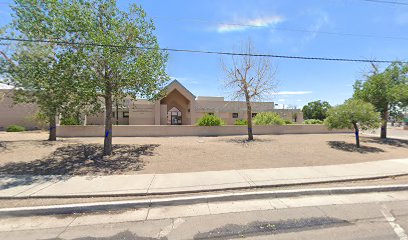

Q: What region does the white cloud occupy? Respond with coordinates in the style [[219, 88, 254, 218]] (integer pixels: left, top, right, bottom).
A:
[[278, 98, 285, 102], [216, 16, 284, 33], [276, 91, 312, 95], [304, 12, 329, 42], [291, 10, 329, 52]]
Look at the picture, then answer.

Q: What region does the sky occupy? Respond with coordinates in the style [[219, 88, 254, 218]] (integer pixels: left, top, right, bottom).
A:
[[1, 0, 408, 108]]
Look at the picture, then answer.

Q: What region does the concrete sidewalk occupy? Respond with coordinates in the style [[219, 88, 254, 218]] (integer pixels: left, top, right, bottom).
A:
[[0, 159, 407, 198]]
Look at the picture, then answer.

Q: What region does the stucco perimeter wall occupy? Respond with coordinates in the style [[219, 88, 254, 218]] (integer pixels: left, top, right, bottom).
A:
[[57, 125, 352, 137]]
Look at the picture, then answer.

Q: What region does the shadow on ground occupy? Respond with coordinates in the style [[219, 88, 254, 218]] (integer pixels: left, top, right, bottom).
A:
[[327, 141, 384, 153], [361, 137, 408, 148], [221, 137, 273, 146], [0, 144, 159, 176], [0, 141, 6, 151]]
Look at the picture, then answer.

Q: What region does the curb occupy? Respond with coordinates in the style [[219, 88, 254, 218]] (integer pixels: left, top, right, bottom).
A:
[[2, 173, 408, 199], [1, 184, 408, 217]]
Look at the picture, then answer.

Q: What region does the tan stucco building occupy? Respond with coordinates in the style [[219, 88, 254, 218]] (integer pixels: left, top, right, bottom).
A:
[[0, 80, 303, 129], [86, 80, 303, 126]]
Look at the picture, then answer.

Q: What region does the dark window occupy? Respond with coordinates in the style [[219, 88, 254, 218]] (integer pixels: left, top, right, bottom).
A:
[[123, 112, 129, 118], [208, 113, 214, 115], [232, 113, 238, 118], [112, 112, 115, 118], [252, 113, 257, 118]]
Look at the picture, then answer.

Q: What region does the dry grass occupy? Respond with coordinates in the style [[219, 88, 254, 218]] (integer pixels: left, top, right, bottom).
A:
[[0, 131, 407, 175]]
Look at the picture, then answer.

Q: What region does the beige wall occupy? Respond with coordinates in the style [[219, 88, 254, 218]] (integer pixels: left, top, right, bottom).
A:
[[129, 103, 155, 125], [86, 112, 104, 125], [57, 124, 351, 137], [0, 90, 39, 130], [273, 109, 304, 123]]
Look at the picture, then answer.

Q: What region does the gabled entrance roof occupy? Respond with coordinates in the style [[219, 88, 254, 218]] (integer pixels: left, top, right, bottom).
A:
[[165, 80, 196, 100]]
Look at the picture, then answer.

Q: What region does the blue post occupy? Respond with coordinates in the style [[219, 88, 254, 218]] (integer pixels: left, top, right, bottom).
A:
[[105, 130, 111, 138]]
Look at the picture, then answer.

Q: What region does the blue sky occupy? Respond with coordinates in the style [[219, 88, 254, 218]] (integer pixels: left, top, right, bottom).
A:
[[1, 0, 408, 108]]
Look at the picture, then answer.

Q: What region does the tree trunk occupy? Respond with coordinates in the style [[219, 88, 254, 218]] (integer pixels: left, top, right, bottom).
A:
[[48, 115, 57, 141], [380, 105, 388, 139], [103, 90, 113, 156], [116, 101, 119, 125], [245, 95, 254, 141], [353, 122, 360, 148]]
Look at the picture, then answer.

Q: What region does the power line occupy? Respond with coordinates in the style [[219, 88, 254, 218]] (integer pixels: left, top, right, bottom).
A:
[[152, 16, 408, 41], [359, 0, 408, 6], [0, 37, 405, 63]]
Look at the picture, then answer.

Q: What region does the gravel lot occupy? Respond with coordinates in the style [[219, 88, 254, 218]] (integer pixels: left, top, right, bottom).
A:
[[0, 131, 407, 175]]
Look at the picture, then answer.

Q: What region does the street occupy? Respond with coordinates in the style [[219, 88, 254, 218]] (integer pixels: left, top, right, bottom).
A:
[[1, 190, 407, 240]]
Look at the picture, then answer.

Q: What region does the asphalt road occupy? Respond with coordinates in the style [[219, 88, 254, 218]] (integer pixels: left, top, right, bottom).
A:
[[1, 191, 408, 240]]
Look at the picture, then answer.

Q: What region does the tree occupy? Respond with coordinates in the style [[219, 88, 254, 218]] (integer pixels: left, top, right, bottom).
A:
[[325, 99, 380, 148], [63, 0, 169, 155], [222, 40, 278, 141], [302, 100, 331, 120], [354, 62, 408, 138], [0, 0, 97, 141], [0, 45, 92, 140], [2, 1, 169, 153]]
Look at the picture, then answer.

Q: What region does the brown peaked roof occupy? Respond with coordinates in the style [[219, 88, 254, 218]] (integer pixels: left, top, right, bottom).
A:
[[166, 80, 196, 99]]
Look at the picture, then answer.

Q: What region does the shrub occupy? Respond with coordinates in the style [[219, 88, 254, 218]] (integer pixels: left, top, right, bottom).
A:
[[234, 119, 248, 125], [6, 125, 26, 132], [196, 114, 224, 126], [253, 112, 285, 125], [303, 119, 324, 124], [60, 116, 80, 125], [284, 119, 293, 124]]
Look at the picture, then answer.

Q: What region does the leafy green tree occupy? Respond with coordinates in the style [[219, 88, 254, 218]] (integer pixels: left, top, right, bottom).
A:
[[325, 99, 380, 148], [2, 1, 169, 154], [61, 0, 169, 155], [302, 100, 331, 120], [354, 62, 408, 138], [0, 0, 98, 141], [0, 45, 94, 141]]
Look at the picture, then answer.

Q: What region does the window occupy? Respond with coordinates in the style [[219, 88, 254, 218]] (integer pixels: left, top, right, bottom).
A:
[[123, 112, 129, 118], [112, 112, 115, 118], [232, 113, 238, 118], [208, 112, 214, 115], [252, 113, 257, 118]]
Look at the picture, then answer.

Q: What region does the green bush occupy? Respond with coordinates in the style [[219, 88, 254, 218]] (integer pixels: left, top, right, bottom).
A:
[[196, 114, 224, 126], [284, 119, 293, 124], [253, 112, 285, 125], [60, 116, 80, 125], [234, 119, 248, 125], [6, 125, 26, 132], [303, 119, 324, 124]]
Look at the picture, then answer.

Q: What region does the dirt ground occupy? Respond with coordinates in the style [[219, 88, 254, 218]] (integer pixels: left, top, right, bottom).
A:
[[0, 131, 408, 175]]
